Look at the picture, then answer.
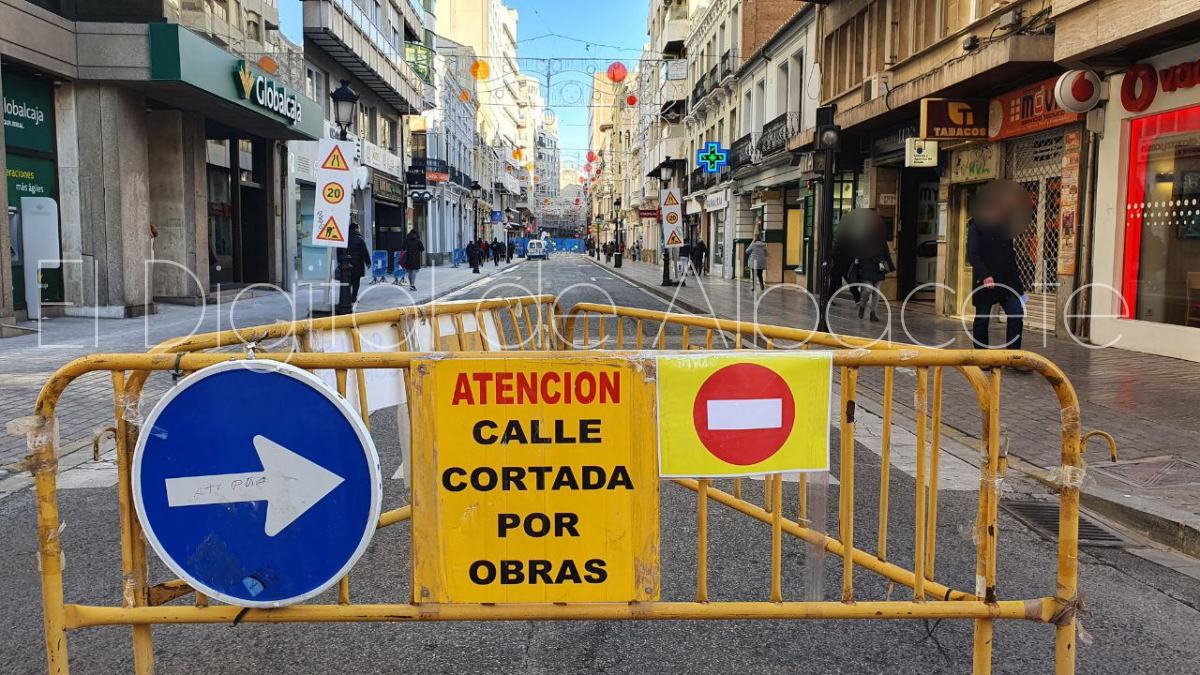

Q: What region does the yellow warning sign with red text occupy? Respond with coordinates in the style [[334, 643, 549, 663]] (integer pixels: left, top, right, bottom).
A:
[[310, 138, 356, 248], [411, 356, 660, 604], [657, 353, 832, 477]]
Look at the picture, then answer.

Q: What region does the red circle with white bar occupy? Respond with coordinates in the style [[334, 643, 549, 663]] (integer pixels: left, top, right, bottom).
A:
[[692, 363, 795, 465]]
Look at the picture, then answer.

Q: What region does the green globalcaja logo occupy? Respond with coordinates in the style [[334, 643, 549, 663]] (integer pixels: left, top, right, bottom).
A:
[[233, 60, 302, 126]]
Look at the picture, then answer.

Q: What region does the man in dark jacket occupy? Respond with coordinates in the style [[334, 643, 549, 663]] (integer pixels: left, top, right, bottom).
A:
[[491, 237, 503, 266], [466, 239, 480, 273], [402, 228, 425, 291], [506, 240, 514, 263], [691, 238, 708, 277], [967, 211, 1025, 349], [345, 222, 371, 303]]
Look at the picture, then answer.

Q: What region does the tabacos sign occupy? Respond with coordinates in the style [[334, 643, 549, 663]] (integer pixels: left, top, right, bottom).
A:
[[1121, 58, 1200, 113], [234, 60, 302, 125], [919, 99, 989, 140]]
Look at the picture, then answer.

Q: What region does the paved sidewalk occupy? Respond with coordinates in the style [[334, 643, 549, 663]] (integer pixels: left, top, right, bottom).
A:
[[598, 256, 1200, 556], [0, 259, 521, 473]]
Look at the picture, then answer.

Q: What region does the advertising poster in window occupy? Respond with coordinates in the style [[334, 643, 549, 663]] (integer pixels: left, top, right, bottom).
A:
[[1058, 130, 1082, 276]]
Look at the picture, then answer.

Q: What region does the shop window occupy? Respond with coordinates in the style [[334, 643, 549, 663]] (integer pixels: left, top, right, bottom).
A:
[[1122, 103, 1200, 327]]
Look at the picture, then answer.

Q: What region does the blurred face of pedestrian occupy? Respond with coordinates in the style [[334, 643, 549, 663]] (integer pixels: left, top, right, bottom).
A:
[[973, 179, 1027, 235]]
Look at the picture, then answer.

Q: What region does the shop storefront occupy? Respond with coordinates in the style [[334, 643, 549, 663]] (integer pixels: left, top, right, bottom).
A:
[[863, 123, 940, 301], [940, 80, 1086, 333], [1091, 42, 1200, 361], [147, 23, 322, 294], [703, 190, 729, 276], [3, 66, 61, 314]]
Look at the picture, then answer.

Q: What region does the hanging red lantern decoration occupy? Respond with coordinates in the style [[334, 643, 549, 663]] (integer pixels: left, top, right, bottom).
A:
[[575, 198, 581, 205], [606, 62, 628, 84], [587, 150, 597, 163], [579, 176, 586, 183], [585, 163, 593, 173], [626, 94, 638, 106]]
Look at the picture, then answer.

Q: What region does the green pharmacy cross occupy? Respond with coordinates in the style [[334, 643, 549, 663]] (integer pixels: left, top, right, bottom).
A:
[[697, 142, 729, 174]]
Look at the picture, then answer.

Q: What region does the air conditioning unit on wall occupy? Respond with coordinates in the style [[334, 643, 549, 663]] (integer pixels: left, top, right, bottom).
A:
[[863, 74, 890, 101]]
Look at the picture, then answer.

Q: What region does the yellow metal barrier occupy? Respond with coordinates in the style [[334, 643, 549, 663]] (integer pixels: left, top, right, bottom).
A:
[[18, 296, 1091, 675]]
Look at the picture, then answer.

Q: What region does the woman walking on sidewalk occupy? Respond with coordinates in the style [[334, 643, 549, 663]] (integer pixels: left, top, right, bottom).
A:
[[745, 234, 768, 292], [402, 228, 425, 291]]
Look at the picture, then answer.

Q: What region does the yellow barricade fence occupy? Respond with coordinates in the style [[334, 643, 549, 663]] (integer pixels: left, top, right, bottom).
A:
[[15, 295, 1095, 675]]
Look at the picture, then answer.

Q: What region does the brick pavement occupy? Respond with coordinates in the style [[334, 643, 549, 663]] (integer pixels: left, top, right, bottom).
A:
[[602, 256, 1200, 553], [0, 261, 518, 469]]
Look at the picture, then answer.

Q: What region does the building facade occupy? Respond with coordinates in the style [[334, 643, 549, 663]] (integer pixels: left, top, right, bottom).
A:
[[1053, 2, 1200, 361], [0, 0, 324, 332]]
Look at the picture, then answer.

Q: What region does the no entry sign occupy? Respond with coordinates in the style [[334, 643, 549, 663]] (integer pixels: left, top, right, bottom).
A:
[[410, 356, 660, 604], [657, 353, 832, 477]]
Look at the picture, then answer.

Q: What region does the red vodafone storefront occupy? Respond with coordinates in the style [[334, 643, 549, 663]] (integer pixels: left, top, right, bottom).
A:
[[1090, 42, 1200, 361]]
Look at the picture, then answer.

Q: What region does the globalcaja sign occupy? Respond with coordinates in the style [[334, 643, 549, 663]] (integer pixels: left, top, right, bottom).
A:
[[234, 60, 302, 126], [2, 67, 55, 154]]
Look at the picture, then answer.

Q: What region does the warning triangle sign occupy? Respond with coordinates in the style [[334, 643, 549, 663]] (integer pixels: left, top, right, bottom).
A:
[[321, 145, 351, 171], [316, 216, 346, 243], [666, 231, 683, 246], [663, 192, 680, 207]]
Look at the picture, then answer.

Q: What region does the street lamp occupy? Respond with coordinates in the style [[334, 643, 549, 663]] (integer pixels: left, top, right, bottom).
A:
[[469, 180, 482, 256], [330, 80, 359, 140], [330, 80, 360, 315], [659, 158, 678, 287]]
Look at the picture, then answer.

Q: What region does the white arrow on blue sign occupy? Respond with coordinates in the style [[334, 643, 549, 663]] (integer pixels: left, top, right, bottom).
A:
[[132, 360, 382, 608]]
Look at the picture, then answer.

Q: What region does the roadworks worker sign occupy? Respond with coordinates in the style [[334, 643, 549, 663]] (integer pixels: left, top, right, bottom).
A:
[[657, 353, 833, 477], [310, 138, 355, 248], [410, 356, 659, 604]]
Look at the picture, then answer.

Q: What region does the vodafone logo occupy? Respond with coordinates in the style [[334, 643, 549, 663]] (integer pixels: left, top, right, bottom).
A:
[[1055, 70, 1101, 114], [691, 363, 796, 465], [1120, 59, 1200, 113]]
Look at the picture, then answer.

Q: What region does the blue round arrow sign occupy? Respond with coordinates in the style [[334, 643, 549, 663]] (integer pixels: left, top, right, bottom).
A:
[[133, 360, 381, 607]]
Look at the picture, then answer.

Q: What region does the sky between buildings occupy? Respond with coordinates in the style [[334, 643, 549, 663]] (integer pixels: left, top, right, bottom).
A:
[[278, 0, 649, 168]]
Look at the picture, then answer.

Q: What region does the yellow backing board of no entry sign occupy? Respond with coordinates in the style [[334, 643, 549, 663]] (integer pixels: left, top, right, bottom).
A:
[[410, 356, 660, 604], [657, 353, 833, 478]]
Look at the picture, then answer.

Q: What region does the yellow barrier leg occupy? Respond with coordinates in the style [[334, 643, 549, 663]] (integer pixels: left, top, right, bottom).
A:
[[28, 413, 68, 675], [696, 479, 709, 603], [840, 367, 858, 604], [973, 370, 1002, 674], [878, 366, 894, 561], [114, 373, 154, 675]]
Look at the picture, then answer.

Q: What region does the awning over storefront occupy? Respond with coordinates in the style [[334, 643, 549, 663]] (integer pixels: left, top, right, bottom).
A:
[[144, 23, 322, 140]]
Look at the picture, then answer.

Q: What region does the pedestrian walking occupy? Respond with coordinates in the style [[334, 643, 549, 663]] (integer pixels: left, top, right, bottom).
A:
[[745, 234, 767, 292], [967, 180, 1026, 350], [492, 237, 503, 266], [830, 230, 861, 303], [402, 227, 424, 291], [344, 222, 370, 304], [680, 240, 693, 275], [466, 239, 480, 274], [506, 240, 514, 263], [852, 217, 894, 322], [691, 238, 708, 277]]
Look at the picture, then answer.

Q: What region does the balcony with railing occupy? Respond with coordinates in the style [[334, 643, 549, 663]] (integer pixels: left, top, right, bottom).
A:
[[720, 50, 733, 80], [304, 0, 429, 112], [730, 132, 762, 170], [688, 167, 705, 195], [757, 111, 801, 158], [690, 73, 709, 108]]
